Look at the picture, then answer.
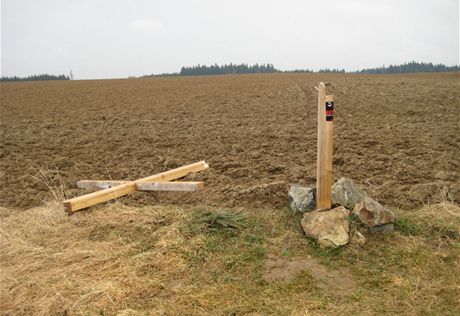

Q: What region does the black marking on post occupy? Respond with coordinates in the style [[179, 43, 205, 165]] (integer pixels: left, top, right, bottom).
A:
[[325, 101, 334, 121]]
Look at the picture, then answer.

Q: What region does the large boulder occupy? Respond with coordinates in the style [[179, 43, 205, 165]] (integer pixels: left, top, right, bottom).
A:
[[288, 185, 316, 213], [332, 177, 367, 209], [353, 196, 396, 233], [301, 206, 350, 248]]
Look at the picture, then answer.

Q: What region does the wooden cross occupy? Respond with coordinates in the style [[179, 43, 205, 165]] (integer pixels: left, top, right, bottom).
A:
[[63, 161, 209, 213]]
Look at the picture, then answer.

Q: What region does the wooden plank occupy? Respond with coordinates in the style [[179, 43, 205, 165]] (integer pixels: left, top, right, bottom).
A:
[[77, 180, 204, 192], [63, 182, 137, 213], [77, 180, 128, 190], [316, 82, 327, 210], [136, 161, 209, 183], [136, 181, 204, 192], [316, 82, 334, 211], [63, 161, 209, 213]]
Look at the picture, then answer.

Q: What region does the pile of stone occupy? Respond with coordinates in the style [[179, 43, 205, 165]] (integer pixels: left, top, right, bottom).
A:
[[288, 178, 395, 248]]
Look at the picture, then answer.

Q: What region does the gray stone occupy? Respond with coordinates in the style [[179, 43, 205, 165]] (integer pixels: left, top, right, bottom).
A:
[[332, 177, 367, 209], [353, 196, 395, 233], [369, 223, 394, 233], [288, 185, 316, 213], [301, 206, 350, 248]]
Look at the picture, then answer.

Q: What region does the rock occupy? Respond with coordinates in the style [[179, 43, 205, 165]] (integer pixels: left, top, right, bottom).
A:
[[369, 223, 394, 233], [351, 231, 366, 246], [301, 206, 350, 248], [353, 196, 395, 233], [332, 177, 367, 209], [288, 185, 316, 213]]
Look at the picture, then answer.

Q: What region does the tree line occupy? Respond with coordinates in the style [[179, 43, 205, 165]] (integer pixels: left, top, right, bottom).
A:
[[283, 62, 458, 74], [179, 63, 277, 76], [0, 74, 70, 82], [354, 61, 459, 74], [2, 61, 458, 81], [141, 61, 458, 77]]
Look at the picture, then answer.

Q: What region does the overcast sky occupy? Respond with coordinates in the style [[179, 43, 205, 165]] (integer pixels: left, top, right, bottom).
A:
[[1, 0, 459, 79]]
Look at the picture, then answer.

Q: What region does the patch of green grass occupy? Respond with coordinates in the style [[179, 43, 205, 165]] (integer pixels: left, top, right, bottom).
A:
[[281, 249, 293, 257], [181, 208, 269, 278], [183, 209, 246, 237], [395, 215, 459, 251], [395, 218, 422, 236], [425, 224, 460, 241], [398, 203, 460, 245], [244, 233, 264, 244], [224, 245, 267, 270]]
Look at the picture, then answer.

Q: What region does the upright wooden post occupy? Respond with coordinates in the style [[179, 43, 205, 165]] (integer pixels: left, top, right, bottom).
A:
[[316, 82, 334, 210]]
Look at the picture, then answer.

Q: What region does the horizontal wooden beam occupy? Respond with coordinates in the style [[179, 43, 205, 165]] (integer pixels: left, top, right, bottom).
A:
[[63, 161, 209, 213], [136, 181, 204, 192], [77, 180, 127, 190], [77, 180, 204, 192]]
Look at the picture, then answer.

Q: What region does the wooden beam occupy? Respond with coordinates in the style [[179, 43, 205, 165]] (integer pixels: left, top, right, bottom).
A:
[[77, 180, 204, 192], [316, 82, 327, 210], [136, 181, 204, 192], [64, 182, 137, 213], [316, 82, 334, 211], [77, 180, 128, 190], [135, 161, 208, 183], [63, 161, 209, 213]]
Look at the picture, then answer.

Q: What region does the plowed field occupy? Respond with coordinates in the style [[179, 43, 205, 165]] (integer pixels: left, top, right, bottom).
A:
[[1, 73, 459, 210]]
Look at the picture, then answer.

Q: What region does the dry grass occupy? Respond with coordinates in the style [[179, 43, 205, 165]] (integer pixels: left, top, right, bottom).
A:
[[1, 201, 459, 315]]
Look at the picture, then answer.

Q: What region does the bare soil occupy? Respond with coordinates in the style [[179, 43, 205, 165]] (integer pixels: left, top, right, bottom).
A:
[[1, 73, 459, 210], [263, 254, 357, 297]]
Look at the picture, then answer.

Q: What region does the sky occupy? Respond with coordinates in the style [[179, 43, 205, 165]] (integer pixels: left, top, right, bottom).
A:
[[1, 0, 459, 79]]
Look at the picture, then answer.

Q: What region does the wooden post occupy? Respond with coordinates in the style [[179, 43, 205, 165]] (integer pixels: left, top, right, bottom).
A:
[[316, 82, 334, 210]]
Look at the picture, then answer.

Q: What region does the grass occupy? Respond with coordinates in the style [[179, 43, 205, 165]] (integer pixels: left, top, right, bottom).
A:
[[395, 218, 422, 236], [1, 201, 459, 315], [22, 158, 68, 203]]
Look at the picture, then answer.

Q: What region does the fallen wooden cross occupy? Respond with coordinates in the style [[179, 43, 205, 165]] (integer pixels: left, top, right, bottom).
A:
[[63, 161, 209, 213]]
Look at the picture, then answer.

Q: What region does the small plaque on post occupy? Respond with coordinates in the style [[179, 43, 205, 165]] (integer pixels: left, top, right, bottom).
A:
[[325, 101, 334, 121]]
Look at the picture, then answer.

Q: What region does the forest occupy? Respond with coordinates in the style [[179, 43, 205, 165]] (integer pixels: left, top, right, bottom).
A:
[[0, 74, 70, 82], [143, 61, 458, 77]]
